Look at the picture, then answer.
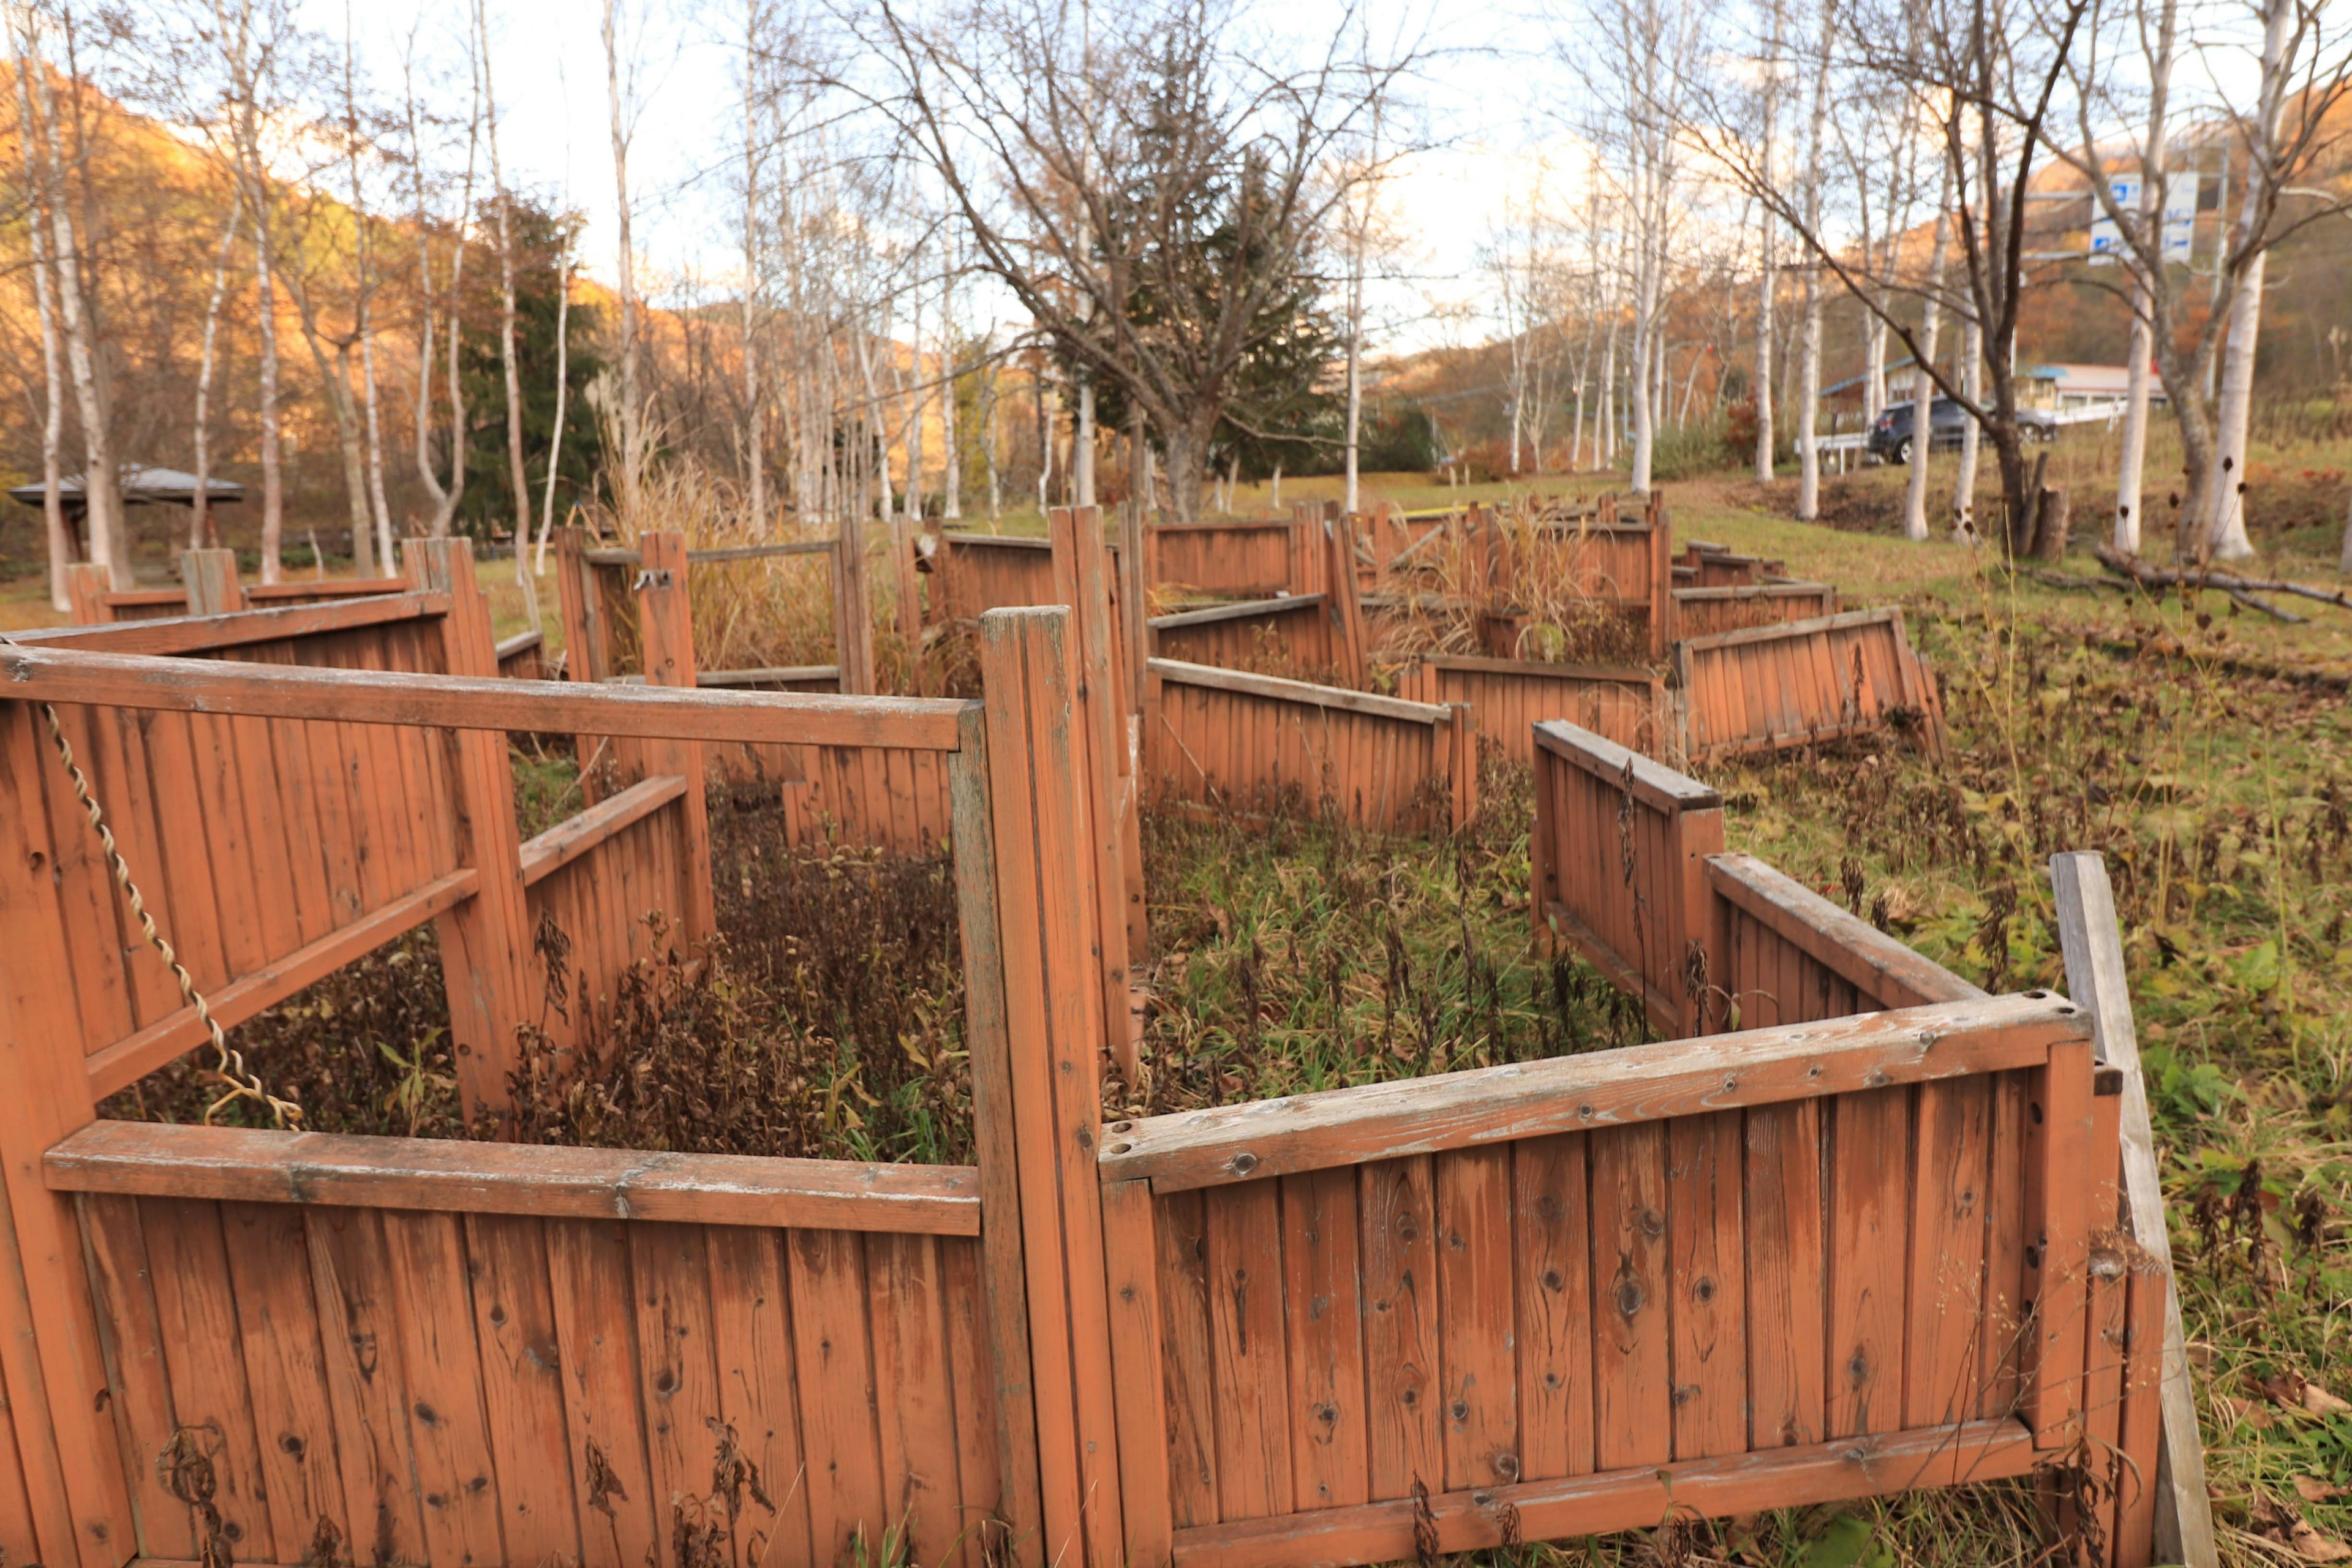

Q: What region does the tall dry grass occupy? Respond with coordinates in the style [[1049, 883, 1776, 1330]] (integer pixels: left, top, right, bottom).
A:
[[1370, 496, 1650, 668]]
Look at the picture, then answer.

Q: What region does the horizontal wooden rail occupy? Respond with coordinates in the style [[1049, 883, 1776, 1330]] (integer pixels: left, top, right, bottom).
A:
[[1421, 652, 1652, 684], [1673, 581, 1836, 604], [613, 664, 840, 687], [0, 644, 972, 751], [1679, 603, 1899, 653], [1534, 717, 1720, 815], [1147, 595, 1325, 631], [45, 1121, 982, 1235], [1097, 990, 2084, 1192], [243, 578, 410, 601], [493, 628, 541, 663], [1707, 853, 1986, 1010], [85, 869, 480, 1098], [685, 540, 837, 562], [9, 591, 450, 654], [1148, 657, 1451, 726], [1167, 1418, 2039, 1568], [941, 532, 1051, 551], [519, 774, 686, 888]]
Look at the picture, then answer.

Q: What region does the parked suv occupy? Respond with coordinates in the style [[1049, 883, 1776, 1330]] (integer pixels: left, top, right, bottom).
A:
[[1867, 397, 2055, 462]]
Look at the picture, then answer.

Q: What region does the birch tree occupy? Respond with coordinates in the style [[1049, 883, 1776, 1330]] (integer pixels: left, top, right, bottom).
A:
[[12, 23, 69, 606]]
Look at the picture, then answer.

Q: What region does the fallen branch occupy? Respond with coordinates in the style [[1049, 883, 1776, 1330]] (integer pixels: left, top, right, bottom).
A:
[[2094, 542, 2352, 616], [2029, 569, 2132, 596]]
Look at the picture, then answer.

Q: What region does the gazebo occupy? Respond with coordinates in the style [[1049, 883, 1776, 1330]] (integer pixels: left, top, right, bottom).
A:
[[10, 467, 244, 553]]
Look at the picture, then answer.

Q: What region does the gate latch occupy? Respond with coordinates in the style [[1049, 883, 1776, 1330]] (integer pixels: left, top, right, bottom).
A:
[[632, 569, 673, 591]]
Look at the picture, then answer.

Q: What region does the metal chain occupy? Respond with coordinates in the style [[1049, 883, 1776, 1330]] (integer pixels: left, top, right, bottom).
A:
[[4, 632, 303, 1127]]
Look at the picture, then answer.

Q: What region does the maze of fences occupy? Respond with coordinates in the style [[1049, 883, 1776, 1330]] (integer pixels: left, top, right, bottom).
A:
[[0, 492, 2207, 1568]]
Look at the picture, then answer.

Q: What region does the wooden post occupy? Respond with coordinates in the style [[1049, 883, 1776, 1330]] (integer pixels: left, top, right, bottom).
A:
[[1049, 507, 1140, 1084], [179, 548, 242, 616], [1667, 788, 1725, 1039], [976, 606, 1128, 1567], [1598, 492, 1618, 524], [2032, 486, 2072, 562], [2051, 853, 2218, 1568], [1648, 493, 1676, 661], [1119, 502, 1150, 715], [1324, 513, 1370, 687], [833, 521, 876, 695], [945, 707, 1049, 1565], [62, 562, 111, 625], [553, 526, 614, 804], [633, 532, 718, 954], [400, 537, 532, 1121], [2025, 1030, 2096, 1451], [0, 715, 139, 1568], [1446, 701, 1478, 831]]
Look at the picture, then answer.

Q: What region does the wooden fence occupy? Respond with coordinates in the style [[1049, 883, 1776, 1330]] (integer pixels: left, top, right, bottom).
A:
[[1529, 719, 1723, 1038], [0, 541, 2191, 1568], [1397, 654, 1663, 763], [0, 592, 1131, 1568], [1096, 990, 2123, 1567], [1146, 518, 1323, 603], [924, 533, 1057, 625], [1145, 658, 1474, 834], [1672, 581, 1839, 637], [1518, 721, 2196, 1568], [1148, 595, 1336, 676], [64, 554, 413, 625], [1672, 607, 1948, 764], [554, 527, 874, 698]]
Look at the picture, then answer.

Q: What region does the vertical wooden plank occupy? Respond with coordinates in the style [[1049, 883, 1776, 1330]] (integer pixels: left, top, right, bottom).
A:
[[542, 1219, 660, 1568], [1826, 1086, 1913, 1440], [463, 1215, 582, 1567], [633, 532, 718, 952], [1433, 1147, 1518, 1491], [1204, 1182, 1292, 1523], [1666, 1110, 1747, 1461], [2079, 1091, 2128, 1558], [380, 1208, 505, 1568], [402, 538, 532, 1120], [218, 1202, 355, 1560], [76, 1194, 195, 1561], [1102, 1180, 1174, 1564], [1156, 1190, 1219, 1530], [630, 1222, 728, 1568], [303, 1207, 429, 1568], [138, 1198, 277, 1562], [973, 608, 1124, 1564], [938, 1238, 1007, 1568], [1280, 1167, 1368, 1515], [1745, 1101, 1827, 1450], [943, 720, 1044, 1566], [1588, 1121, 1672, 1472], [786, 1228, 884, 1566], [0, 707, 138, 1568], [868, 1232, 964, 1568], [1360, 1156, 1442, 1502], [2114, 1249, 2166, 1568], [1904, 1080, 1996, 1428], [1983, 1070, 2034, 1420], [2029, 1039, 2095, 1448], [703, 1226, 813, 1568], [1512, 1133, 1595, 1483]]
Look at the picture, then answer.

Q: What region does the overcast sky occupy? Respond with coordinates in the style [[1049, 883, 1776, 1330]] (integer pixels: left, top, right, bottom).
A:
[[290, 0, 1571, 355]]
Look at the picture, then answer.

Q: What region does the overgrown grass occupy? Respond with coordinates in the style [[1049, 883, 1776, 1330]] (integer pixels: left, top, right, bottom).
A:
[[1128, 759, 1646, 1120]]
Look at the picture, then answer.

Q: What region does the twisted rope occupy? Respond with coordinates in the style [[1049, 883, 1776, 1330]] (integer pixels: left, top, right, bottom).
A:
[[6, 632, 302, 1126]]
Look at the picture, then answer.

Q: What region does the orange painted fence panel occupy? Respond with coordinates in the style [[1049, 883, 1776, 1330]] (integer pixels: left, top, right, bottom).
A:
[[1529, 720, 1722, 1038], [928, 532, 1057, 623], [1096, 992, 2119, 1568], [1671, 580, 1839, 638], [1672, 607, 1947, 764], [1396, 654, 1664, 763], [1146, 658, 1474, 834], [1147, 519, 1300, 601], [1702, 851, 1986, 1031], [1148, 595, 1337, 677], [47, 1125, 1013, 1568]]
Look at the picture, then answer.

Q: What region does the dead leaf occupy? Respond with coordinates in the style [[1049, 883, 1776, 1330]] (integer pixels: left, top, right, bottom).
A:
[[2307, 1382, 2352, 1419], [2262, 1372, 2311, 1412], [2290, 1521, 2352, 1563], [2294, 1477, 2350, 1504]]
